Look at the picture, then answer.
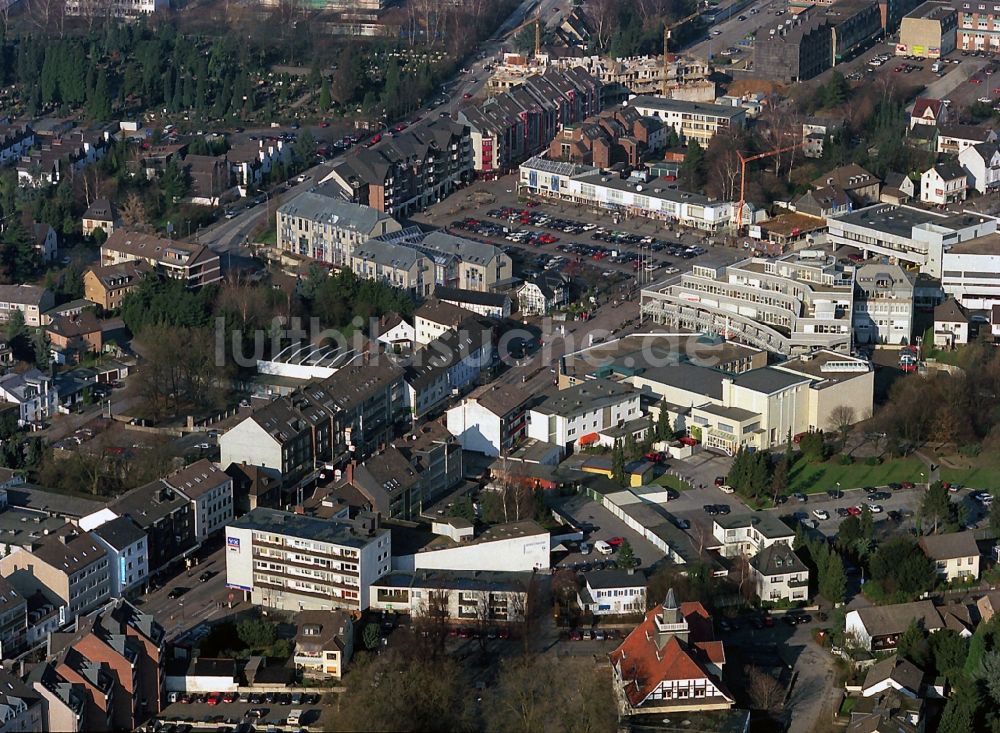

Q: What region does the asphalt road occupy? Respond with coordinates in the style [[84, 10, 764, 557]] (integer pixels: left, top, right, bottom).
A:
[[685, 0, 783, 66], [138, 544, 245, 642]]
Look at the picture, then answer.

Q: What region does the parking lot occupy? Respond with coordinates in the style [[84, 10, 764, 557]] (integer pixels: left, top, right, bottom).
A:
[[412, 175, 747, 289], [156, 696, 323, 730]]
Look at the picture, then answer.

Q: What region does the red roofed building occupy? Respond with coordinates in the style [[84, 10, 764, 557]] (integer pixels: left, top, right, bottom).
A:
[[910, 97, 946, 129], [608, 588, 733, 715]]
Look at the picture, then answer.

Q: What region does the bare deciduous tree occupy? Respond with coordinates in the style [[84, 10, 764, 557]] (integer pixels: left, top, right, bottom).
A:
[[745, 665, 785, 711], [828, 404, 857, 451]]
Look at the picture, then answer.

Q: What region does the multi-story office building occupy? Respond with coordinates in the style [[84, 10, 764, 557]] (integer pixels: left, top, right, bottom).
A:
[[625, 97, 746, 146], [90, 517, 149, 598], [275, 193, 401, 267], [853, 264, 915, 346], [526, 378, 641, 453], [101, 231, 221, 289], [163, 460, 234, 543], [753, 14, 834, 82], [225, 508, 391, 612], [641, 252, 856, 355], [826, 204, 994, 277]]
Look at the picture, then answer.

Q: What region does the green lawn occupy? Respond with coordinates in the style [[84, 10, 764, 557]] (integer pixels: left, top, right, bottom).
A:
[[787, 457, 927, 494], [940, 465, 1000, 490], [657, 474, 693, 492]]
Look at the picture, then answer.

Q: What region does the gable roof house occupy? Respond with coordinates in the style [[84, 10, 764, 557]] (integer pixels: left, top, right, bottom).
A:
[[795, 185, 853, 219], [845, 601, 944, 651], [293, 609, 355, 680], [81, 198, 119, 238], [933, 297, 970, 349], [920, 160, 967, 205], [83, 261, 151, 311], [749, 543, 809, 603], [609, 588, 732, 715], [812, 164, 881, 205], [918, 531, 980, 582], [879, 172, 915, 204], [959, 140, 1000, 194], [910, 97, 945, 129], [937, 124, 997, 155], [517, 271, 571, 316], [861, 655, 924, 699]]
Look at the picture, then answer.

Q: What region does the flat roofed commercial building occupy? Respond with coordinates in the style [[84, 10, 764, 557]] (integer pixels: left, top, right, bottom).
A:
[[640, 252, 856, 355], [826, 204, 995, 278]]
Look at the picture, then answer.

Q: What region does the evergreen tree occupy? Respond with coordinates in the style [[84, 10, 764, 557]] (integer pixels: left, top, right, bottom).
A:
[[859, 504, 874, 541], [681, 140, 705, 188], [921, 481, 955, 534], [655, 399, 669, 440], [820, 551, 846, 604], [897, 620, 930, 668], [5, 309, 25, 342], [772, 456, 789, 503], [784, 427, 794, 466], [88, 70, 112, 122], [318, 77, 332, 112], [749, 453, 770, 500], [937, 680, 980, 733], [31, 329, 49, 369], [623, 429, 639, 461], [612, 439, 627, 488], [615, 539, 637, 570]]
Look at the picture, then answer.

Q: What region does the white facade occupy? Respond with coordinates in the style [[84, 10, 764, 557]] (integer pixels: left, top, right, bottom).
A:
[[185, 480, 234, 543], [225, 510, 391, 613], [91, 531, 148, 597], [219, 420, 283, 479], [395, 524, 550, 573], [959, 143, 1000, 193], [526, 381, 641, 450], [0, 370, 58, 427], [826, 204, 995, 278], [712, 516, 795, 559], [578, 575, 647, 615], [65, 0, 169, 17], [519, 157, 750, 232], [942, 246, 1000, 310], [625, 96, 747, 145], [377, 320, 415, 349], [446, 400, 504, 456], [920, 166, 967, 205]]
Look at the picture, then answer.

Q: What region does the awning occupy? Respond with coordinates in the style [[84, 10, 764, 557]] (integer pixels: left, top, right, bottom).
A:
[[579, 432, 599, 446]]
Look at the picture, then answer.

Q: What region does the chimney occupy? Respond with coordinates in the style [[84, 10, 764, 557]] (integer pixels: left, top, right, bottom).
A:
[[346, 461, 355, 485]]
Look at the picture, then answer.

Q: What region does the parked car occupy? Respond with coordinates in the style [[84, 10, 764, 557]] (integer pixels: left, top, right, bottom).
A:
[[606, 536, 625, 547], [594, 540, 613, 555], [167, 587, 188, 599], [812, 509, 830, 520], [793, 492, 807, 502]]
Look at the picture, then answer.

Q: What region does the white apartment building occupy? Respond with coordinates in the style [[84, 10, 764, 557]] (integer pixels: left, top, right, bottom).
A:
[[749, 544, 810, 603], [445, 382, 532, 457], [368, 570, 530, 623], [0, 369, 58, 427], [164, 460, 234, 543], [526, 378, 641, 452], [712, 513, 795, 558], [641, 252, 855, 356], [276, 192, 401, 267], [625, 96, 747, 145], [226, 509, 391, 612], [853, 263, 915, 346], [941, 234, 1000, 310], [519, 157, 753, 232], [577, 570, 647, 615], [826, 204, 994, 278], [91, 516, 149, 597]]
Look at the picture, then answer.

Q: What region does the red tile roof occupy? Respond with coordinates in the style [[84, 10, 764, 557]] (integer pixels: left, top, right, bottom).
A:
[[608, 602, 730, 708]]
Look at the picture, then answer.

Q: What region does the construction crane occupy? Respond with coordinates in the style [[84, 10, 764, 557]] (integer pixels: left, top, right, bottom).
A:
[[508, 10, 543, 58], [735, 142, 803, 230], [662, 10, 703, 96]]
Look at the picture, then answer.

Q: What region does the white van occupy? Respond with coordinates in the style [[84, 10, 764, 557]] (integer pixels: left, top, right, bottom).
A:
[[594, 540, 613, 555], [288, 710, 303, 726], [931, 61, 942, 73]]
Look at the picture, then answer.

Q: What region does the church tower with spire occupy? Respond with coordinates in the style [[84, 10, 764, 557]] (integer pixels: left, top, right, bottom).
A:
[[654, 587, 690, 648]]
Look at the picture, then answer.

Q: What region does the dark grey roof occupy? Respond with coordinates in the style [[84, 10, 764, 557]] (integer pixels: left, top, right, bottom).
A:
[[750, 544, 808, 576], [434, 286, 509, 308], [583, 569, 647, 590], [92, 516, 146, 551], [930, 160, 967, 181], [714, 513, 795, 539], [934, 298, 968, 325], [278, 191, 397, 234], [853, 600, 943, 638], [635, 362, 726, 402], [532, 378, 637, 418], [370, 569, 531, 593], [862, 655, 924, 694], [229, 508, 385, 549], [731, 367, 810, 394], [628, 96, 744, 119]]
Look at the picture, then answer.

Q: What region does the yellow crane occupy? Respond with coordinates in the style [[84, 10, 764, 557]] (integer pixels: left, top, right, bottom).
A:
[[508, 10, 543, 58], [662, 11, 704, 96]]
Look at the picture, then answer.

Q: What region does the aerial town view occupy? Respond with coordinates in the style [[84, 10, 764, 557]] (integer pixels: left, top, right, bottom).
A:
[[0, 0, 999, 731]]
